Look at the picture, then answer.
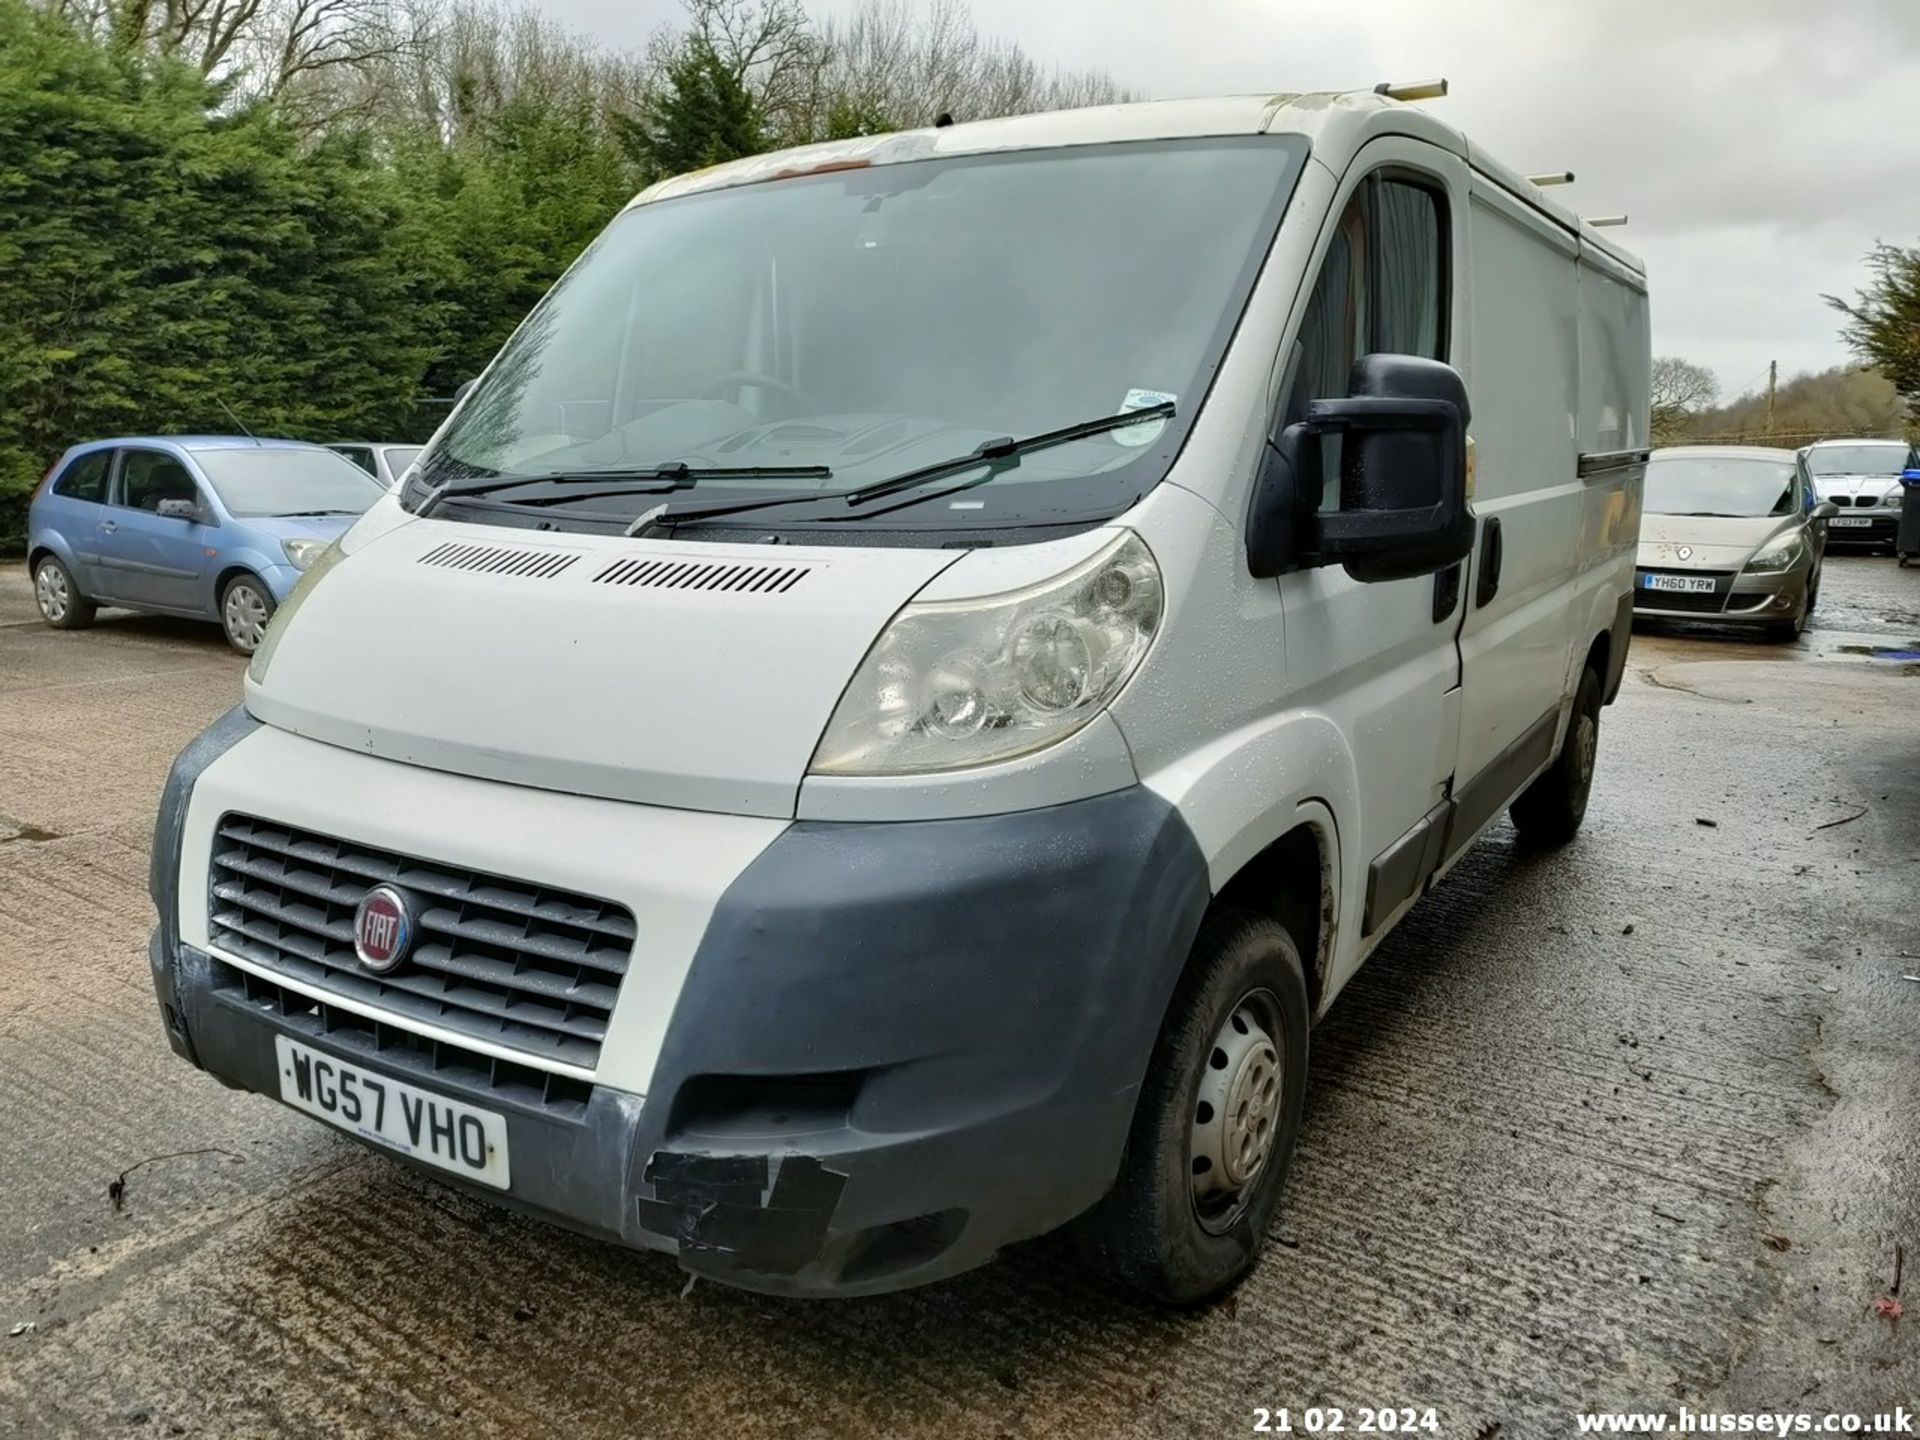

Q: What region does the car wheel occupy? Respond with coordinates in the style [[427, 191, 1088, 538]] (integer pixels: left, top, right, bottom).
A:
[[1764, 603, 1809, 643], [1510, 663, 1602, 847], [220, 574, 275, 655], [1071, 908, 1309, 1305], [33, 556, 96, 631]]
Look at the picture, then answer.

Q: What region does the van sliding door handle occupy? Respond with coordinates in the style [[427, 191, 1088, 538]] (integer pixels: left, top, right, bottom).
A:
[[1475, 517, 1503, 607]]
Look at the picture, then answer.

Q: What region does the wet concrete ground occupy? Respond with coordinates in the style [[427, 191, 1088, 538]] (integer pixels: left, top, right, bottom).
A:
[[2, 555, 1917, 1437]]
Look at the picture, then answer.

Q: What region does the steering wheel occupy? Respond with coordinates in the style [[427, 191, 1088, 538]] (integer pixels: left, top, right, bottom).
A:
[[698, 370, 816, 411]]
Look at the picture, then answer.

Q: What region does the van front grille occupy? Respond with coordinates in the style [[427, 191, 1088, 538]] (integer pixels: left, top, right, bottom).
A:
[[209, 960, 596, 1119], [208, 816, 634, 1073]]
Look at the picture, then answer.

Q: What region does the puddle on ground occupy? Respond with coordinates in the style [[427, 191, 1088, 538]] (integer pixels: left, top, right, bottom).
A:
[[1834, 643, 1920, 662]]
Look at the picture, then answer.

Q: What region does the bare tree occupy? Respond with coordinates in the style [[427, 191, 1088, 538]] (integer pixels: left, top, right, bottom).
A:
[[260, 0, 431, 102], [683, 0, 824, 136], [1650, 355, 1719, 443], [799, 0, 1133, 141]]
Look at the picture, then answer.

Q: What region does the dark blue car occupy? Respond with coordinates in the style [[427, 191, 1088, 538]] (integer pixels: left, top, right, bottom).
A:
[[26, 436, 383, 653]]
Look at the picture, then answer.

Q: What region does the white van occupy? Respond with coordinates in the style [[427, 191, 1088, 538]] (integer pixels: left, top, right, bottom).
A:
[[149, 89, 1649, 1303]]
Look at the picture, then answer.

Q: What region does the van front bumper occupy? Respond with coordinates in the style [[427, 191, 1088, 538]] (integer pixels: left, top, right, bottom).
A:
[[151, 732, 1212, 1296]]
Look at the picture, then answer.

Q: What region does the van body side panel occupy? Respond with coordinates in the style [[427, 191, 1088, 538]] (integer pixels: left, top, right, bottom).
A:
[[1574, 239, 1652, 690], [1451, 179, 1583, 792]]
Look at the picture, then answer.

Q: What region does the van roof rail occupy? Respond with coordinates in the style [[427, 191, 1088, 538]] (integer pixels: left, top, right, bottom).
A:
[[1585, 214, 1629, 228], [1373, 78, 1448, 102], [1527, 172, 1576, 187]]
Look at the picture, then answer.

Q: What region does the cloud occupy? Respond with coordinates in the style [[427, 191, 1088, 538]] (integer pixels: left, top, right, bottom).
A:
[[547, 0, 1920, 390]]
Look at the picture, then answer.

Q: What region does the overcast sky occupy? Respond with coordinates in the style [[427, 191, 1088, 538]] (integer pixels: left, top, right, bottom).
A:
[[548, 0, 1920, 402]]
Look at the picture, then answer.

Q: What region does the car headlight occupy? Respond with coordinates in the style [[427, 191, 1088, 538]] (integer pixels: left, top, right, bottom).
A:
[[1883, 489, 1904, 508], [810, 531, 1162, 776], [282, 537, 330, 570], [248, 538, 346, 683], [1744, 533, 1803, 574]]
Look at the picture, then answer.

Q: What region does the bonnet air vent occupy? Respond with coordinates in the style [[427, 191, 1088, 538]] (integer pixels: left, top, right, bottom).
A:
[[591, 558, 811, 594], [418, 541, 580, 579]]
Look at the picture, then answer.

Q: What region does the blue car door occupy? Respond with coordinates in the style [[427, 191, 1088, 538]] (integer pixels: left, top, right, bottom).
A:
[[100, 449, 214, 612], [39, 449, 113, 593]]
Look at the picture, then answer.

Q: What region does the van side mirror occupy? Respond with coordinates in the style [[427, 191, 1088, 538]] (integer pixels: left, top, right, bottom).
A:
[[156, 498, 201, 522], [1247, 354, 1476, 583]]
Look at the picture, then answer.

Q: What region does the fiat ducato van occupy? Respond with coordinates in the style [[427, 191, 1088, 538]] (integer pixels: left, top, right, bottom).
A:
[[149, 88, 1650, 1302]]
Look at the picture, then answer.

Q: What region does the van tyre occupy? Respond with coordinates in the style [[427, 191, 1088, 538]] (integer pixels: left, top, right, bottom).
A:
[[33, 556, 95, 630], [1072, 908, 1309, 1305], [1509, 663, 1601, 847]]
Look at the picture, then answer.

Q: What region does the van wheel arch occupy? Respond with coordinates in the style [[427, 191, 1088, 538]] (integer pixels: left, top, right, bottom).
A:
[[1213, 820, 1333, 1019], [1585, 631, 1610, 694]]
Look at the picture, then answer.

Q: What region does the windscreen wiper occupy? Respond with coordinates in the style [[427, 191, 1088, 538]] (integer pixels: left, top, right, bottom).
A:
[[623, 402, 1176, 537], [419, 463, 833, 517]]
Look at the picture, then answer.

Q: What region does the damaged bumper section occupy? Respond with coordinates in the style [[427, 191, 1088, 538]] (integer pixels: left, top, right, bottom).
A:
[[152, 731, 1212, 1296]]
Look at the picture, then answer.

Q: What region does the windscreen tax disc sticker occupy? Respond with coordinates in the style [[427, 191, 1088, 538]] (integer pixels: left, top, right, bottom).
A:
[[1112, 389, 1177, 447]]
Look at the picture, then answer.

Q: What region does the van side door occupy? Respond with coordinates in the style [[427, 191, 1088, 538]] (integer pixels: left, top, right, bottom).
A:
[[1442, 179, 1582, 852], [1275, 140, 1470, 958]]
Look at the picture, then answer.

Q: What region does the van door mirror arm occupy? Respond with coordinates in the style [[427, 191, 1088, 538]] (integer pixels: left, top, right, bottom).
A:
[[1245, 426, 1320, 577]]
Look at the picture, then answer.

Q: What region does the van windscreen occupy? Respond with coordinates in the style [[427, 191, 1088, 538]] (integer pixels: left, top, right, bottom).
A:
[[411, 136, 1306, 537]]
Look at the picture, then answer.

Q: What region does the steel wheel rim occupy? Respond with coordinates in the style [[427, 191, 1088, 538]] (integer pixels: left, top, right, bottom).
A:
[[224, 585, 268, 652], [35, 562, 68, 623], [1190, 989, 1285, 1235], [1572, 710, 1598, 788]]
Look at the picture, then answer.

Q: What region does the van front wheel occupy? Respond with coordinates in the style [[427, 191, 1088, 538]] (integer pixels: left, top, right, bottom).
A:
[[1509, 664, 1602, 847], [1072, 909, 1309, 1305]]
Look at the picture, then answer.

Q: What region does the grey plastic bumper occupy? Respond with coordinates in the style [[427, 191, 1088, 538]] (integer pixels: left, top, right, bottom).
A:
[[153, 779, 1212, 1297], [149, 704, 259, 1065]]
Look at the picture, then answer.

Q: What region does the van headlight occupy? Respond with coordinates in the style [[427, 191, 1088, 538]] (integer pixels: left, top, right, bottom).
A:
[[1743, 533, 1803, 574], [810, 531, 1162, 776]]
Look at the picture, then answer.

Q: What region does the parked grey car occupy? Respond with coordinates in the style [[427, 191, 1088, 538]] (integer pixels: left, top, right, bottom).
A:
[[1804, 438, 1919, 552], [328, 441, 422, 489], [26, 436, 384, 654], [1633, 446, 1835, 640]]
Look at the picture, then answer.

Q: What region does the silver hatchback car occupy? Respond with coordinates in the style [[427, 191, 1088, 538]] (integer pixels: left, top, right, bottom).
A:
[[1632, 446, 1837, 641]]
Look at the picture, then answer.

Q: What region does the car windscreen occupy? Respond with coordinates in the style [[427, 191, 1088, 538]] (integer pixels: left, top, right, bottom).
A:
[[408, 136, 1307, 535], [192, 448, 386, 517], [1806, 444, 1908, 478], [1645, 455, 1796, 518]]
